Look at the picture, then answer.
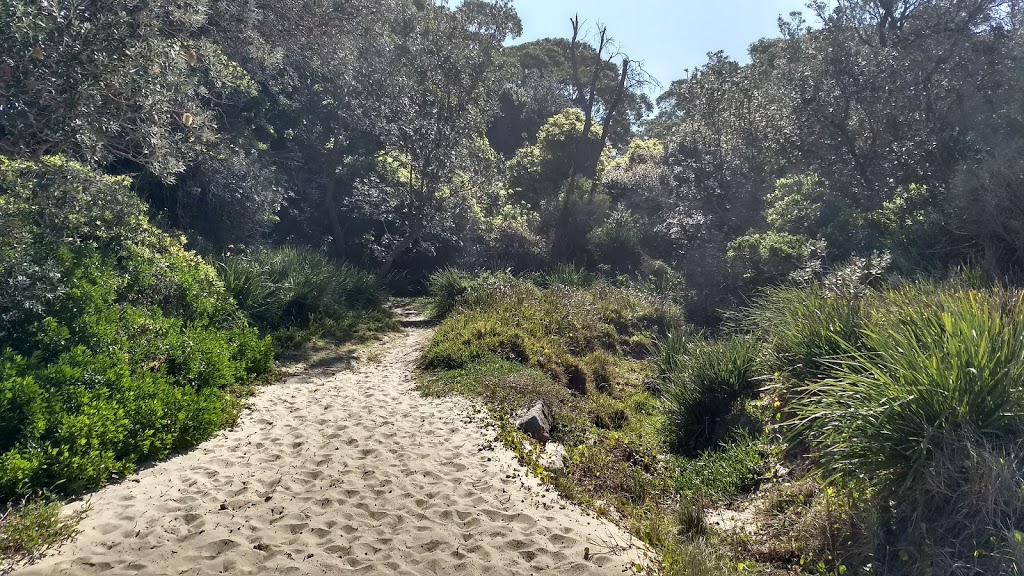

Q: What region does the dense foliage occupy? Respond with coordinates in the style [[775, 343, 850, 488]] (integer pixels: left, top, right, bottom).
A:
[[0, 157, 273, 500], [769, 283, 1024, 573]]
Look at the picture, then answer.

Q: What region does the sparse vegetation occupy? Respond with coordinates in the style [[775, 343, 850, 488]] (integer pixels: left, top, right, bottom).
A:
[[0, 498, 84, 574], [420, 273, 778, 574]]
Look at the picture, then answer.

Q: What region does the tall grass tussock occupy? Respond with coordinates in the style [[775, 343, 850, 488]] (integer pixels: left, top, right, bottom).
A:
[[788, 284, 1024, 573], [216, 247, 392, 348]]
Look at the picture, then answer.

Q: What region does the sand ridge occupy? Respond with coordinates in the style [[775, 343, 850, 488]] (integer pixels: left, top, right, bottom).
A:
[[15, 312, 647, 575]]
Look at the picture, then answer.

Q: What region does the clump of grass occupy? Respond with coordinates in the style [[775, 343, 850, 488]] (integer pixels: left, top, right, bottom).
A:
[[661, 336, 762, 453], [426, 268, 476, 319], [793, 286, 1024, 492], [216, 247, 392, 348], [0, 499, 83, 571], [661, 538, 735, 576], [788, 284, 1024, 574], [675, 497, 708, 539], [543, 263, 595, 288], [584, 349, 619, 393], [743, 285, 862, 383], [654, 330, 698, 386]]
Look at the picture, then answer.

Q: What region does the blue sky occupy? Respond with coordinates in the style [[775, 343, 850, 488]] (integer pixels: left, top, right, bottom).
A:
[[510, 0, 812, 96]]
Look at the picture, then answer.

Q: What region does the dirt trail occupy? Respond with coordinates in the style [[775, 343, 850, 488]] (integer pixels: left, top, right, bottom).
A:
[[16, 311, 646, 575]]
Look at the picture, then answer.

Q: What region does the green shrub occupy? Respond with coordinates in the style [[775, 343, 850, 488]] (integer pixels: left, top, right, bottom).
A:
[[662, 336, 762, 453], [0, 157, 273, 501], [727, 232, 811, 289]]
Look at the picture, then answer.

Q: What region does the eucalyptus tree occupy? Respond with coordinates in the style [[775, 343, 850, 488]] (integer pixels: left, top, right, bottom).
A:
[[347, 0, 523, 277], [0, 0, 251, 179], [491, 36, 653, 156]]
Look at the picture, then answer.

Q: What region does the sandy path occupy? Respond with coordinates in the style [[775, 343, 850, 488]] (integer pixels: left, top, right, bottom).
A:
[[16, 313, 646, 576]]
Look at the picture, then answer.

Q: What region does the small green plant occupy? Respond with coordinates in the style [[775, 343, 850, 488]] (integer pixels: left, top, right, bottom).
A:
[[673, 431, 766, 502], [662, 336, 762, 453], [0, 498, 84, 571]]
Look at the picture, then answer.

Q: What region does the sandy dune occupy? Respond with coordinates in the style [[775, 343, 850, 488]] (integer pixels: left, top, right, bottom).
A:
[[15, 314, 647, 575]]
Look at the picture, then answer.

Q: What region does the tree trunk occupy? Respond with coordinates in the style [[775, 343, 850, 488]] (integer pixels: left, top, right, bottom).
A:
[[324, 171, 347, 259], [377, 222, 423, 281]]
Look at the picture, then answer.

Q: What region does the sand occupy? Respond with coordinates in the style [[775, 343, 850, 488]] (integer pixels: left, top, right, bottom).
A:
[[15, 312, 648, 575]]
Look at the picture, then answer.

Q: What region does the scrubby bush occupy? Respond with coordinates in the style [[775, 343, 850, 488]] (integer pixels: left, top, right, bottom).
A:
[[661, 336, 762, 453], [216, 247, 390, 346], [0, 157, 273, 501], [473, 205, 550, 273], [727, 232, 812, 289]]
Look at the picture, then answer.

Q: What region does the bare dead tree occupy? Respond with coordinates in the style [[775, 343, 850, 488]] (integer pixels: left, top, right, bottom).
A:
[[565, 15, 652, 185]]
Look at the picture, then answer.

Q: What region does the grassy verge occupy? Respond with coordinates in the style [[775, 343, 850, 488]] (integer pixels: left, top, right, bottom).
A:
[[417, 271, 776, 575], [419, 269, 1024, 576]]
